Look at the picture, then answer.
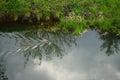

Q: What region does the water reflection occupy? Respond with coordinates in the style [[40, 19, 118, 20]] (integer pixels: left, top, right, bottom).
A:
[[99, 32, 120, 56], [0, 27, 120, 80], [22, 31, 77, 64], [0, 28, 77, 65], [0, 57, 8, 80]]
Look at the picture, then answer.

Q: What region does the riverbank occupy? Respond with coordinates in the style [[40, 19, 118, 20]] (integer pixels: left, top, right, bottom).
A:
[[0, 0, 120, 34]]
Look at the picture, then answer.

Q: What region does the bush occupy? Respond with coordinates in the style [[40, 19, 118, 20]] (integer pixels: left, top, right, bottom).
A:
[[0, 0, 120, 34]]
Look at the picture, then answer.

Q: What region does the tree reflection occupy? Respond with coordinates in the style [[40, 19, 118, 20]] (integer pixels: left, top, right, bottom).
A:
[[99, 32, 120, 56], [0, 58, 8, 80], [15, 29, 77, 64]]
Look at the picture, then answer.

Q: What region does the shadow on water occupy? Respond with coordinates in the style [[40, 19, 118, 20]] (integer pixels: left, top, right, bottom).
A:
[[1, 24, 120, 60], [0, 59, 8, 80], [20, 30, 77, 65], [99, 31, 120, 56], [0, 24, 120, 58], [0, 24, 37, 32], [0, 25, 77, 65], [0, 25, 79, 80], [1, 24, 120, 80]]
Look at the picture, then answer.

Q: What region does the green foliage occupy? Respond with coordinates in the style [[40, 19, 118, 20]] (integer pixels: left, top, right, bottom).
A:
[[0, 1, 6, 16], [6, 0, 30, 15], [98, 19, 111, 30], [0, 0, 120, 34], [60, 12, 87, 34]]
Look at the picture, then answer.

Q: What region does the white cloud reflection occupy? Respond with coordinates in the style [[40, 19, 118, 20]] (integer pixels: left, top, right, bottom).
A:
[[33, 58, 88, 80], [3, 30, 120, 80], [6, 49, 120, 80]]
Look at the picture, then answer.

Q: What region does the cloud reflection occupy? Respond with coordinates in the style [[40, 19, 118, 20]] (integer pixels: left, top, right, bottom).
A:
[[1, 30, 120, 80]]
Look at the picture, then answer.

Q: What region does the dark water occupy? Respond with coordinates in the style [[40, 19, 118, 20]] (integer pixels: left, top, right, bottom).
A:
[[0, 25, 120, 80]]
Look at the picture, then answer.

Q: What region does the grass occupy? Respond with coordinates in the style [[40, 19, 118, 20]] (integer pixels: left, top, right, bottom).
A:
[[0, 0, 120, 35]]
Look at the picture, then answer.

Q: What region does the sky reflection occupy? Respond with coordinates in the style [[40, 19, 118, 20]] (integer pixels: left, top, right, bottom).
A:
[[0, 30, 120, 80]]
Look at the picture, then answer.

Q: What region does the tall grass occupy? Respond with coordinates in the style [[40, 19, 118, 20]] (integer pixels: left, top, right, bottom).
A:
[[0, 0, 120, 34]]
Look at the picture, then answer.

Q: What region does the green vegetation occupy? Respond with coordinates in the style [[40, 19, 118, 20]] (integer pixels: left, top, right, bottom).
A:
[[0, 0, 120, 34]]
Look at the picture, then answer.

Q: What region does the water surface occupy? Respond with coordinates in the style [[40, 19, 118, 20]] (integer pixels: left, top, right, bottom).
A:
[[0, 25, 120, 80]]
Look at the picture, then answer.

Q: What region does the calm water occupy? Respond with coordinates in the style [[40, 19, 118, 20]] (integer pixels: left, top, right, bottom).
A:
[[0, 25, 120, 80]]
